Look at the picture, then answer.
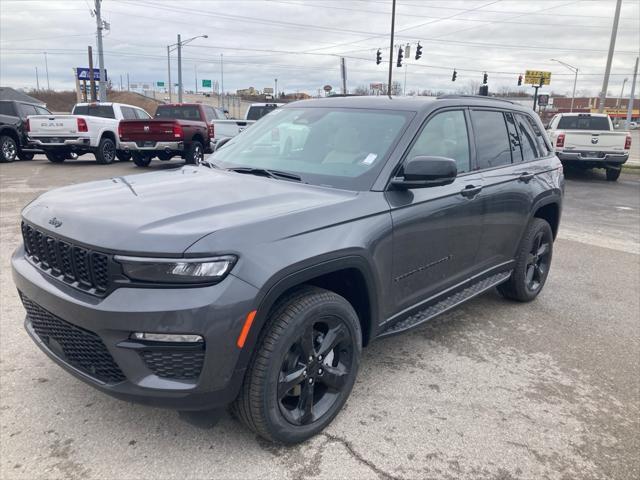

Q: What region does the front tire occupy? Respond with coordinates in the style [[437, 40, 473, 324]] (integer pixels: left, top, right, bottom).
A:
[[233, 286, 361, 444], [498, 218, 553, 302], [185, 141, 203, 165], [95, 137, 116, 164], [606, 167, 621, 182], [0, 135, 18, 162], [132, 152, 152, 167]]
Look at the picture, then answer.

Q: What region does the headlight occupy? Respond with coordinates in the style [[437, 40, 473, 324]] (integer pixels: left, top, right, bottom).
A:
[[115, 255, 236, 284]]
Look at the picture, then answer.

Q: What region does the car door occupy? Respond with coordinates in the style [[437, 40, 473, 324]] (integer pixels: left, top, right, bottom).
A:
[[469, 109, 539, 270], [386, 108, 485, 317]]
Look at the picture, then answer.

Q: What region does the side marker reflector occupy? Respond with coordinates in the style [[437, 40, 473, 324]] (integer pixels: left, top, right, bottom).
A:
[[237, 310, 257, 348]]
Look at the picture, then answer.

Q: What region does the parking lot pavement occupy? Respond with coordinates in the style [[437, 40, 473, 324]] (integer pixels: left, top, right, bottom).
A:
[[1, 157, 638, 480]]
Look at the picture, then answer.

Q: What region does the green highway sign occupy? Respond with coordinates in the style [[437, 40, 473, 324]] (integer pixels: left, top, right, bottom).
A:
[[202, 79, 212, 88], [156, 81, 165, 87]]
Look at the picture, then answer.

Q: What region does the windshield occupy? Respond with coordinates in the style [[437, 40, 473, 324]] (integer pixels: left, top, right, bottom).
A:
[[246, 105, 279, 121], [208, 107, 412, 190], [155, 106, 202, 121], [557, 116, 610, 131], [72, 105, 115, 119]]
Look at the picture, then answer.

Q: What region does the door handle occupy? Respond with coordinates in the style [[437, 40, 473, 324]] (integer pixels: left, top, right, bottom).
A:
[[460, 184, 482, 198], [518, 172, 535, 183]]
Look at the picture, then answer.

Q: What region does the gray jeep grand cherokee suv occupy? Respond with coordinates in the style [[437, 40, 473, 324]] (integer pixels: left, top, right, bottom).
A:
[[12, 96, 563, 443]]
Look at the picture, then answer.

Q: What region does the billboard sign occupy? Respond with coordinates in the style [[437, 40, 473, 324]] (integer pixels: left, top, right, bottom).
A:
[[524, 70, 551, 86], [76, 67, 107, 81], [263, 87, 274, 94]]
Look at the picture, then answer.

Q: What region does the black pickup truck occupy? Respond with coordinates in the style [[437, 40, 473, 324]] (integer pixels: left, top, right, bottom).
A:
[[0, 100, 51, 162]]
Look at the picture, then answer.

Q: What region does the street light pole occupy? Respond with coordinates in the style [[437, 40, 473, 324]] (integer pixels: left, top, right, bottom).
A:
[[625, 57, 638, 130], [177, 34, 183, 103], [598, 0, 622, 113], [44, 52, 50, 90], [167, 45, 172, 103], [220, 53, 224, 110], [387, 0, 396, 97], [551, 59, 578, 112], [35, 67, 40, 91], [617, 78, 628, 108]]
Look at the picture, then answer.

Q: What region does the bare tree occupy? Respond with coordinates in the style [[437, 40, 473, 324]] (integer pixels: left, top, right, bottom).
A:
[[353, 85, 369, 96], [391, 81, 402, 96]]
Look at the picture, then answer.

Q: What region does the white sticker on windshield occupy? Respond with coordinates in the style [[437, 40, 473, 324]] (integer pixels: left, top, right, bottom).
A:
[[361, 153, 377, 165]]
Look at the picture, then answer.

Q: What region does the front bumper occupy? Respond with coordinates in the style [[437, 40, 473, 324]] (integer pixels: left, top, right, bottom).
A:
[[12, 246, 258, 410], [556, 150, 629, 165]]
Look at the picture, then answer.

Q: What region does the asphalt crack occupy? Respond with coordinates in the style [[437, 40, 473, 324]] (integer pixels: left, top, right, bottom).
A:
[[322, 432, 406, 480]]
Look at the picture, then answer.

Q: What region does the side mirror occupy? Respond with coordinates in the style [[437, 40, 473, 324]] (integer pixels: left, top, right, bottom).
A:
[[214, 137, 232, 151], [390, 156, 457, 189]]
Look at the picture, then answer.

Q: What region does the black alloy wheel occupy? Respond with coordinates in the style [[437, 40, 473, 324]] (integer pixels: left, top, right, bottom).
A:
[[96, 137, 116, 164], [497, 218, 553, 302], [0, 135, 18, 162], [525, 230, 551, 293], [186, 141, 203, 165], [233, 286, 361, 444], [278, 316, 354, 426]]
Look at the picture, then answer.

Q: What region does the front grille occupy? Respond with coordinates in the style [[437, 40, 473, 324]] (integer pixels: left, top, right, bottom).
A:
[[20, 293, 126, 384], [140, 350, 205, 380], [21, 222, 111, 295]]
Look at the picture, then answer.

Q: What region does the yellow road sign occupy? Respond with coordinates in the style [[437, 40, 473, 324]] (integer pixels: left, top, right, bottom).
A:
[[524, 70, 552, 86]]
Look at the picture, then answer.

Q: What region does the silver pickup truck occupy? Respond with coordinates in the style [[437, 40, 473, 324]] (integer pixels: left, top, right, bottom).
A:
[[546, 113, 631, 181]]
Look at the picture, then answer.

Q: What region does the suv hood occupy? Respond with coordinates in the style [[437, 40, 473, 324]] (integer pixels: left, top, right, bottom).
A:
[[22, 166, 358, 255]]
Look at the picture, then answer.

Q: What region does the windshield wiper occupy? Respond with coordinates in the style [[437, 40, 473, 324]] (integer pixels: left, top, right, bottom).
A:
[[201, 158, 222, 169], [227, 167, 302, 182]]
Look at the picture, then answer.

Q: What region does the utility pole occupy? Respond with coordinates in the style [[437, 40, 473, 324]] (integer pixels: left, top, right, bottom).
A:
[[275, 78, 278, 99], [35, 67, 40, 91], [625, 57, 638, 129], [126, 72, 130, 91], [616, 78, 628, 108], [44, 52, 50, 90], [598, 0, 622, 113], [88, 46, 96, 102], [167, 46, 172, 102], [220, 53, 224, 110], [177, 34, 183, 102], [94, 0, 107, 101], [195, 64, 198, 94], [387, 0, 396, 97], [119, 74, 122, 91], [340, 57, 347, 95], [403, 44, 410, 96]]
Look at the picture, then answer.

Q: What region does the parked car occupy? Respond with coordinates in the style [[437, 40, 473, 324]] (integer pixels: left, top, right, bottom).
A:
[[0, 100, 50, 162], [546, 112, 631, 181], [12, 96, 563, 444], [27, 102, 151, 164], [245, 102, 284, 121], [118, 103, 214, 167], [203, 104, 254, 146]]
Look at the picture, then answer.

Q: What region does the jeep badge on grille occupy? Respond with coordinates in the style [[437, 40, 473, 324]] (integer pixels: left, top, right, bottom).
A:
[[48, 217, 63, 228]]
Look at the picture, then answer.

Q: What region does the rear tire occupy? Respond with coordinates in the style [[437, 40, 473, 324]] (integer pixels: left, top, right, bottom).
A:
[[116, 151, 132, 162], [132, 152, 152, 167], [45, 151, 66, 163], [0, 135, 18, 162], [157, 152, 173, 161], [606, 167, 621, 182], [185, 141, 203, 165], [233, 286, 361, 444], [498, 218, 553, 302], [95, 137, 116, 164]]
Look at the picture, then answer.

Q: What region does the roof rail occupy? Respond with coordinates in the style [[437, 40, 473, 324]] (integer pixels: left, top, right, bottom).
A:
[[436, 94, 515, 104]]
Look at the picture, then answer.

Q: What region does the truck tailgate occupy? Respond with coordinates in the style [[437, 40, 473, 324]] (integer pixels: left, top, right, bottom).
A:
[[564, 131, 628, 151], [28, 115, 79, 136], [119, 120, 178, 142]]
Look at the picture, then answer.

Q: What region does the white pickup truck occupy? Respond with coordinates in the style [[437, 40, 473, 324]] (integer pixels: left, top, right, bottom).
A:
[[200, 104, 254, 145], [547, 112, 631, 181], [27, 102, 151, 164]]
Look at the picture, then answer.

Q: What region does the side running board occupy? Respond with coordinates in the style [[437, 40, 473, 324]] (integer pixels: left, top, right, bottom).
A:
[[379, 271, 512, 338]]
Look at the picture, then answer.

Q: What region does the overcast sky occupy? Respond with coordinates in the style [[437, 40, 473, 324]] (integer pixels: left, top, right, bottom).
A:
[[1, 0, 638, 97]]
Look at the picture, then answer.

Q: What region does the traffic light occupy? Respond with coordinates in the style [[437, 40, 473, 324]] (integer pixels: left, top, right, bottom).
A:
[[396, 46, 404, 67], [415, 42, 422, 60], [376, 49, 382, 65], [518, 75, 523, 86], [483, 72, 488, 84], [452, 69, 457, 82]]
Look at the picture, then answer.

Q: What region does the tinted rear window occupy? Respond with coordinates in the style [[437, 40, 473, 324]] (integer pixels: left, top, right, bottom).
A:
[[0, 102, 15, 116], [246, 105, 278, 121], [557, 116, 610, 130], [470, 110, 512, 169], [72, 105, 115, 119], [155, 106, 202, 120]]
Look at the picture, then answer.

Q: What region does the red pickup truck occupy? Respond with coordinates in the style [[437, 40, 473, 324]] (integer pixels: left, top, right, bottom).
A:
[[118, 104, 214, 167]]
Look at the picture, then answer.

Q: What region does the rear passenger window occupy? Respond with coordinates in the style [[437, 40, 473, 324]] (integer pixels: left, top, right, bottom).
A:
[[120, 107, 137, 120], [407, 110, 470, 173], [134, 109, 151, 119], [504, 113, 523, 162], [470, 110, 512, 169], [514, 113, 540, 161], [524, 114, 551, 156]]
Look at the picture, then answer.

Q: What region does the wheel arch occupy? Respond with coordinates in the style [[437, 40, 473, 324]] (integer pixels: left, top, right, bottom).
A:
[[235, 255, 380, 372], [0, 126, 20, 144], [531, 197, 561, 239], [99, 129, 116, 143]]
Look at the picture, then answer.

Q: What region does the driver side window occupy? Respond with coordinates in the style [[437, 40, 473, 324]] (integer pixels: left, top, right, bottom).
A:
[[407, 110, 470, 174]]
